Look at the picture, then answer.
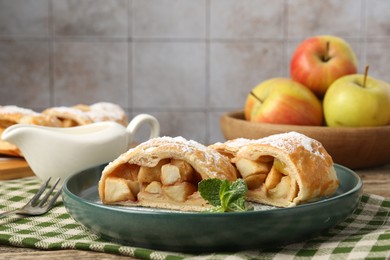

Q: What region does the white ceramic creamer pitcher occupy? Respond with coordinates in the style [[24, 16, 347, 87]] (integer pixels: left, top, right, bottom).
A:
[[1, 114, 160, 185]]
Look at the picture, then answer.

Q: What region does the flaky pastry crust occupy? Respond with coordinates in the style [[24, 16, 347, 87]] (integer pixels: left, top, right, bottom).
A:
[[42, 106, 92, 127], [99, 136, 237, 211], [42, 102, 127, 127], [209, 138, 253, 161], [211, 132, 339, 207]]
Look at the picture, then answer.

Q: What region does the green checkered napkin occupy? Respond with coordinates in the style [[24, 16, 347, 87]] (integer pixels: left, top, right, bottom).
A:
[[0, 177, 389, 260]]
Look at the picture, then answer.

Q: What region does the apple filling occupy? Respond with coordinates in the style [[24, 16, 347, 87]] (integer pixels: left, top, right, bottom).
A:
[[103, 158, 204, 206], [56, 117, 79, 127], [235, 156, 299, 202]]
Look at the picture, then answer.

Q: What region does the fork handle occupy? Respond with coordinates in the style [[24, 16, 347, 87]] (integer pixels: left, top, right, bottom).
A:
[[0, 209, 20, 219]]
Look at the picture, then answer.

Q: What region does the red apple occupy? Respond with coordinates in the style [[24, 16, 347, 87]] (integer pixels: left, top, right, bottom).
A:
[[245, 78, 323, 126], [290, 35, 358, 97]]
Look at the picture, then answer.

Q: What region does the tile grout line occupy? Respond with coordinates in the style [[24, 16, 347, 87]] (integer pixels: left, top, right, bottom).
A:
[[360, 0, 367, 73], [205, 0, 211, 144], [128, 0, 133, 116], [283, 0, 289, 77], [48, 0, 55, 107], [2, 36, 378, 42]]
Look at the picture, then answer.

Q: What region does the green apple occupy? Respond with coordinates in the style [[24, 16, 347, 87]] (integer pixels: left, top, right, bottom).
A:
[[379, 79, 390, 101], [244, 78, 323, 126], [323, 74, 390, 127]]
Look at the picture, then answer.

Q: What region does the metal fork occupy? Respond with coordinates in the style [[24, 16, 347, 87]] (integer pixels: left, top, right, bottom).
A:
[[0, 177, 62, 219]]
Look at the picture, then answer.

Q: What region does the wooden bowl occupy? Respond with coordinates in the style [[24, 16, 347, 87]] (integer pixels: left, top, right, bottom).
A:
[[220, 111, 390, 170]]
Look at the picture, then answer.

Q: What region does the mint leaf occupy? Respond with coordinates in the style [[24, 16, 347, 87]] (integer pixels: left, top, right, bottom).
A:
[[198, 178, 222, 207], [220, 179, 248, 211], [229, 197, 248, 212], [198, 178, 252, 212]]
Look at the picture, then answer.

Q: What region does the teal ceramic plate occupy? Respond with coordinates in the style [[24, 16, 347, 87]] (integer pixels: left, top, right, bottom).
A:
[[62, 164, 362, 253]]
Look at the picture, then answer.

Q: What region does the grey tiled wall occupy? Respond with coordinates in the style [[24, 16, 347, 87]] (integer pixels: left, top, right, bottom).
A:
[[1, 0, 389, 144]]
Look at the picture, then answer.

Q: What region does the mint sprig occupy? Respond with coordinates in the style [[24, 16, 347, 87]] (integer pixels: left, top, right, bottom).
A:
[[198, 178, 253, 212]]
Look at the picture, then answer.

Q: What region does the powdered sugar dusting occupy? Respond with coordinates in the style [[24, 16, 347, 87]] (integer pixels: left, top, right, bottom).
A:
[[146, 136, 223, 163], [44, 102, 126, 124], [213, 133, 324, 159], [47, 106, 89, 118], [0, 105, 39, 116], [250, 202, 277, 211], [218, 138, 253, 149], [124, 136, 227, 174], [88, 102, 125, 122], [257, 132, 324, 158]]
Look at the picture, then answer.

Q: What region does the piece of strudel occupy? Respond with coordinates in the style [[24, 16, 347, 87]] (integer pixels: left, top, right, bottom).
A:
[[0, 105, 61, 156], [210, 132, 339, 207], [42, 102, 127, 127], [98, 136, 238, 212]]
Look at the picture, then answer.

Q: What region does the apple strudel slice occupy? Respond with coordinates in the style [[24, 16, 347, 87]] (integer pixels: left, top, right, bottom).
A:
[[0, 105, 62, 156], [210, 132, 339, 207], [42, 102, 127, 127], [98, 136, 238, 212], [42, 105, 93, 127]]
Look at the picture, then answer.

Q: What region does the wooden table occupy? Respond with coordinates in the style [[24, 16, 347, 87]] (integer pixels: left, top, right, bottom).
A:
[[0, 159, 389, 259], [355, 163, 390, 198]]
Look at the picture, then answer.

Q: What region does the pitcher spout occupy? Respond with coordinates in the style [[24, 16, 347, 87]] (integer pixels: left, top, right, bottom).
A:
[[1, 123, 38, 148]]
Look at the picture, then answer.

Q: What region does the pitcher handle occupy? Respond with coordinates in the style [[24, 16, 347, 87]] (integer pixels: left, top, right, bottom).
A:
[[126, 114, 160, 145]]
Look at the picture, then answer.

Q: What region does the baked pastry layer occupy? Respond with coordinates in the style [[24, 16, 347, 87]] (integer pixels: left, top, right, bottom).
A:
[[0, 105, 62, 156], [98, 136, 238, 212], [210, 132, 339, 207], [42, 102, 127, 127]]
